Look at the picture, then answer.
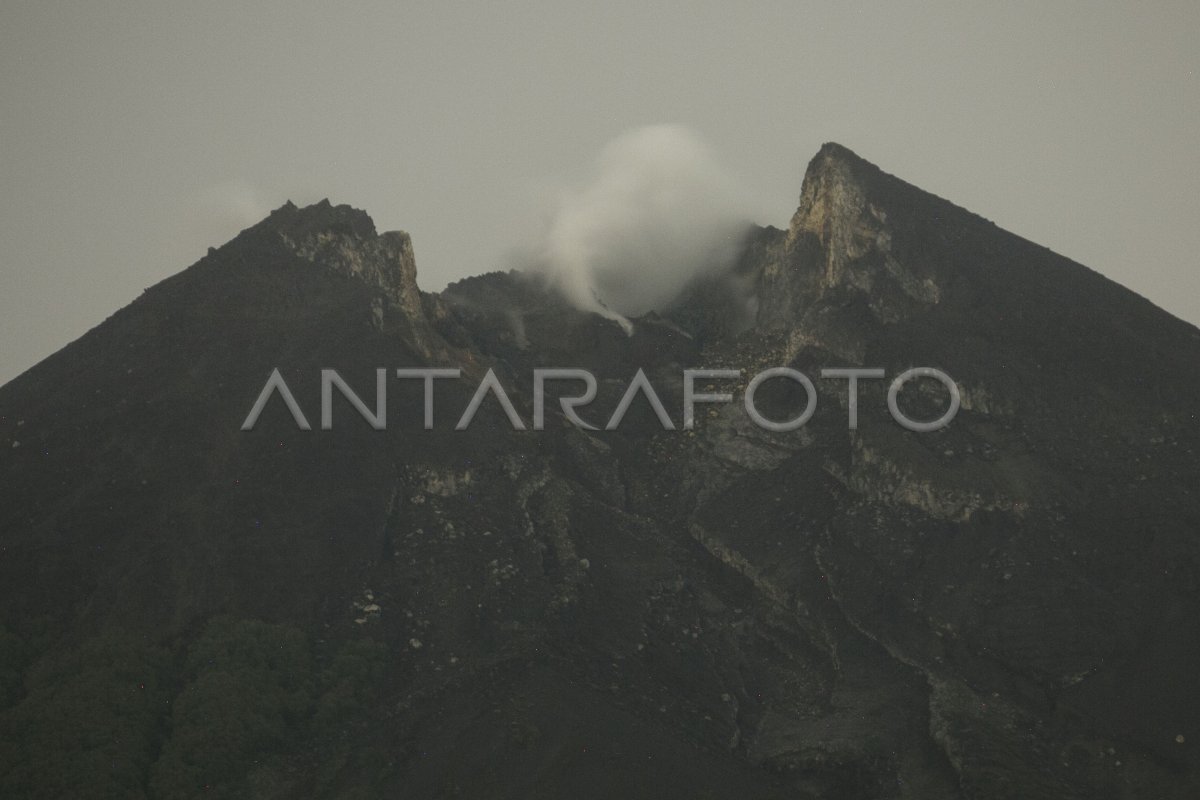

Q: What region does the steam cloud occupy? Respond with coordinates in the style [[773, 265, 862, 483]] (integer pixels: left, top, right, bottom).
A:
[[190, 179, 276, 254], [532, 125, 752, 330], [199, 179, 272, 231]]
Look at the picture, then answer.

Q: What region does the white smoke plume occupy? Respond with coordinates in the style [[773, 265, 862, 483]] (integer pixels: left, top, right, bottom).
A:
[[199, 179, 272, 232], [186, 179, 277, 256], [533, 125, 753, 330]]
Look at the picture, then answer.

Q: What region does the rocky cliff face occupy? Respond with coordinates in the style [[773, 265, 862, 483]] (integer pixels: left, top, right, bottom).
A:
[[1, 146, 1198, 799]]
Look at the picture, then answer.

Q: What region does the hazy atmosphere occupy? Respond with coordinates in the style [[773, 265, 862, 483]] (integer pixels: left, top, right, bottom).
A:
[[1, 1, 1197, 383]]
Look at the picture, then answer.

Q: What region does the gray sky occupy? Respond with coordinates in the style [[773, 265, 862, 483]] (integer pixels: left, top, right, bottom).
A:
[[2, 1, 1197, 384]]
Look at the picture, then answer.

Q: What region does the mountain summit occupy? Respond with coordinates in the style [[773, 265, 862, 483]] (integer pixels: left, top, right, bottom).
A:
[[1, 145, 1198, 798]]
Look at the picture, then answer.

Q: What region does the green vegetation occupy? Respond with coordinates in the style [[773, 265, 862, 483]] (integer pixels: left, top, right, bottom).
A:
[[0, 630, 169, 798], [149, 617, 316, 799], [0, 618, 388, 799], [0, 625, 26, 710]]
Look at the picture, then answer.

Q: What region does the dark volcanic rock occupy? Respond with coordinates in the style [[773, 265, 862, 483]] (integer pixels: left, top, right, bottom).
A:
[[0, 145, 1197, 799]]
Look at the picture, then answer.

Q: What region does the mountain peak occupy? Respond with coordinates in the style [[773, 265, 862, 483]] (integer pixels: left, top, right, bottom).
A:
[[258, 198, 378, 241], [802, 141, 881, 195], [235, 200, 425, 320], [813, 140, 870, 167], [751, 143, 996, 358], [782, 142, 899, 299]]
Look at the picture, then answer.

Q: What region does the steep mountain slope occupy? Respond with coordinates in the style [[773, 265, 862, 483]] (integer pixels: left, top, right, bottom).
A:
[[0, 145, 1197, 799]]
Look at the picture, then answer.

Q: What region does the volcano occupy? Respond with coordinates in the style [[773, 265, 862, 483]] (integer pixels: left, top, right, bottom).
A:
[[1, 144, 1198, 799]]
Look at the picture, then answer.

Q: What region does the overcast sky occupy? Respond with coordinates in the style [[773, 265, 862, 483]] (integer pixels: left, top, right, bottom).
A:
[[1, 1, 1197, 384]]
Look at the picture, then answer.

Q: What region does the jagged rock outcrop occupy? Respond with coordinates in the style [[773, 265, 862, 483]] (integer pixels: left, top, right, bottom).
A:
[[262, 199, 423, 316], [660, 144, 1200, 798]]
